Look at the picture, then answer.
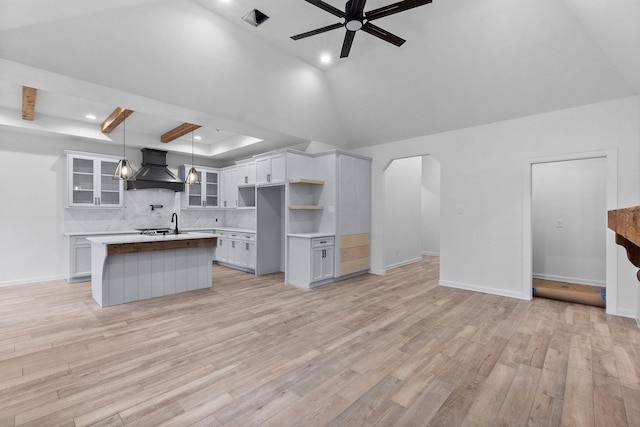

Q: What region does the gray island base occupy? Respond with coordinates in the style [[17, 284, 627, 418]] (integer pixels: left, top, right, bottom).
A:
[[88, 233, 217, 307]]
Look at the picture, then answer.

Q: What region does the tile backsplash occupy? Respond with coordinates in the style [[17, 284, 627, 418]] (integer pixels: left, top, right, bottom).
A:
[[64, 189, 255, 233]]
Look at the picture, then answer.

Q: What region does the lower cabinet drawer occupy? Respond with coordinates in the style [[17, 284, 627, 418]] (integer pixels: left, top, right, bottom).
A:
[[312, 237, 334, 248]]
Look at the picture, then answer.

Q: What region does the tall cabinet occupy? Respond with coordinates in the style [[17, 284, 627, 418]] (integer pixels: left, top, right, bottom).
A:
[[285, 150, 371, 288], [336, 153, 371, 277]]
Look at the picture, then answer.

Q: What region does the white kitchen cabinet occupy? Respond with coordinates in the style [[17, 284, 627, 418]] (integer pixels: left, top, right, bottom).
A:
[[214, 230, 256, 272], [69, 236, 92, 281], [67, 232, 138, 282], [336, 153, 371, 277], [220, 166, 238, 208], [236, 160, 256, 208], [216, 234, 229, 263], [256, 153, 285, 186], [236, 160, 256, 186], [66, 152, 124, 208], [242, 240, 256, 270], [312, 238, 334, 282], [338, 154, 371, 235], [287, 235, 334, 288], [180, 165, 219, 209]]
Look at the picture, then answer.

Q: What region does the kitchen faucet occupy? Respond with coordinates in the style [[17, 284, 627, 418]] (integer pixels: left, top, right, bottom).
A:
[[171, 212, 179, 234]]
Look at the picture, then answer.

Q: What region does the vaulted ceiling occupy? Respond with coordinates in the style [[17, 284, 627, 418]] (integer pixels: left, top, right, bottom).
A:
[[0, 0, 638, 161]]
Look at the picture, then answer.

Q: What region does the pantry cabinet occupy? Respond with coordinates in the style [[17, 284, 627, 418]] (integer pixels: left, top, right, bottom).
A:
[[66, 152, 124, 208]]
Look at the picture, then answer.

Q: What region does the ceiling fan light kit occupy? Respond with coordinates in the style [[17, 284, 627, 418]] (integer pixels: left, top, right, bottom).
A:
[[291, 0, 433, 58]]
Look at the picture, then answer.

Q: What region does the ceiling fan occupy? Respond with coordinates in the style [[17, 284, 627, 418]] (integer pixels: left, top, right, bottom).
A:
[[291, 0, 433, 58]]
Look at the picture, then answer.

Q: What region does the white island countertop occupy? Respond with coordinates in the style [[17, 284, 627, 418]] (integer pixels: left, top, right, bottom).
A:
[[87, 232, 216, 245]]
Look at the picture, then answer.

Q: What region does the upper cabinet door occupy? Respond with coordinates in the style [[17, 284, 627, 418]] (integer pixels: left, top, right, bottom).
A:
[[255, 154, 285, 186], [182, 166, 219, 209], [185, 170, 203, 207], [98, 159, 122, 206], [270, 155, 285, 184], [67, 153, 124, 208], [204, 170, 219, 208], [237, 161, 256, 186]]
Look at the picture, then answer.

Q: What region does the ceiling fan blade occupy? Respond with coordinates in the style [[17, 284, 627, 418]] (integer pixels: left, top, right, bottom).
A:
[[340, 31, 357, 58], [365, 0, 432, 21], [348, 0, 367, 16], [291, 22, 344, 40], [303, 0, 346, 18], [361, 22, 405, 46]]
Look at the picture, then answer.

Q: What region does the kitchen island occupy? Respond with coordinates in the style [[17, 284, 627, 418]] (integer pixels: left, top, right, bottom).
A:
[[88, 232, 217, 307]]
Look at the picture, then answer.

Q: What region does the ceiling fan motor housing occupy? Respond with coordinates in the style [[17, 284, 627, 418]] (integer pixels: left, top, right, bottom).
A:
[[345, 0, 364, 31]]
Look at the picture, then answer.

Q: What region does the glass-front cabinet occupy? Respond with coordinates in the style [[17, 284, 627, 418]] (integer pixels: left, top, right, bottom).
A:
[[181, 165, 219, 209], [66, 152, 124, 208]]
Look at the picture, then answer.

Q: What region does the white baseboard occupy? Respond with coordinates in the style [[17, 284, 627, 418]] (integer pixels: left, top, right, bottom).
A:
[[439, 280, 526, 300], [612, 308, 637, 319], [421, 251, 440, 257], [369, 269, 386, 276], [0, 275, 66, 288], [532, 273, 605, 287], [385, 257, 422, 272]]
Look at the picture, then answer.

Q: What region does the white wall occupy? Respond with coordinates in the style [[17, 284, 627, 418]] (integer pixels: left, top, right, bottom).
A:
[[421, 156, 441, 256], [353, 96, 639, 317], [532, 158, 607, 286], [384, 157, 423, 269]]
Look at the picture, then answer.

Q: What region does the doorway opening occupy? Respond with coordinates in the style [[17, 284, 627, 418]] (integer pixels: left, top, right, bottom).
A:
[[531, 157, 607, 307], [523, 149, 618, 314], [382, 155, 441, 271]]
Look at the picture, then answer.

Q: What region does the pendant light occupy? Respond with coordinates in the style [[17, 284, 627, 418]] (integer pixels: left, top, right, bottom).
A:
[[112, 113, 136, 180], [185, 129, 199, 185]]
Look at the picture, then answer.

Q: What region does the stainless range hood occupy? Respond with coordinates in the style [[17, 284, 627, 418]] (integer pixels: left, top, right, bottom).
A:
[[127, 148, 184, 192]]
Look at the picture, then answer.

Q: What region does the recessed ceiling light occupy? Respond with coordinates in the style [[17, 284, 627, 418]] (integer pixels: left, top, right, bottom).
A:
[[85, 114, 97, 120], [320, 54, 332, 64], [194, 135, 202, 141]]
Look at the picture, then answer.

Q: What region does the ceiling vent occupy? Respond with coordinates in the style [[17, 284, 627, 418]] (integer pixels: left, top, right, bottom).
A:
[[242, 9, 269, 27]]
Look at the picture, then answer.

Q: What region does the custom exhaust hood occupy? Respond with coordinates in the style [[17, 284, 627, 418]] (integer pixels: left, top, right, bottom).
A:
[[127, 148, 184, 192]]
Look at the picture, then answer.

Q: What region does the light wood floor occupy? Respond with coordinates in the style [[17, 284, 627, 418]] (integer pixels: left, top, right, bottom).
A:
[[1, 257, 639, 426]]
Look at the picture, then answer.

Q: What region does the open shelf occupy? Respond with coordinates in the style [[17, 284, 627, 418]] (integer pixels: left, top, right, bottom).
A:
[[289, 178, 324, 185]]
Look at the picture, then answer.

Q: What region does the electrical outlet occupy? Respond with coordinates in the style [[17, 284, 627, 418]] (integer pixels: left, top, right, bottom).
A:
[[556, 219, 563, 228]]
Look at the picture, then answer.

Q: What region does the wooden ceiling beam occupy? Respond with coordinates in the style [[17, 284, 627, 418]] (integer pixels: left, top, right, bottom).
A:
[[161, 123, 201, 143], [22, 86, 38, 121], [101, 107, 134, 134]]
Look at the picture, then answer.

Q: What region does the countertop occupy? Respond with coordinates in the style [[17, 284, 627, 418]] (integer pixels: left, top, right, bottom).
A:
[[287, 233, 335, 239], [65, 226, 256, 237], [64, 230, 139, 236], [208, 227, 256, 234], [87, 232, 216, 245]]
